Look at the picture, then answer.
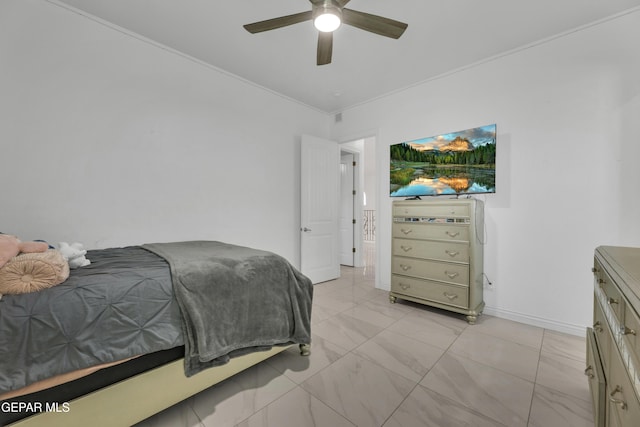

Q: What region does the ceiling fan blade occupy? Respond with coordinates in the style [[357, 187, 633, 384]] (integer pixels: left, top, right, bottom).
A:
[[317, 32, 333, 66], [342, 8, 407, 39], [244, 11, 313, 34]]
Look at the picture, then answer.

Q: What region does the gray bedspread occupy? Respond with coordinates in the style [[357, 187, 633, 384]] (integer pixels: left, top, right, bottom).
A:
[[0, 241, 313, 394], [0, 247, 183, 394], [143, 241, 313, 376]]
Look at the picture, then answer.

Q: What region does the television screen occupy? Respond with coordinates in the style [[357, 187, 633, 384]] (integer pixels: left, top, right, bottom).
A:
[[390, 124, 496, 197]]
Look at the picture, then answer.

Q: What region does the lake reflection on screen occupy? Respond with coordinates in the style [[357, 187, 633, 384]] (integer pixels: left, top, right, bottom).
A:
[[390, 165, 495, 197]]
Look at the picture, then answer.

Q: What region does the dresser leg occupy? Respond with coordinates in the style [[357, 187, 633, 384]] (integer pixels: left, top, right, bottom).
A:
[[389, 294, 397, 304], [466, 314, 478, 325]]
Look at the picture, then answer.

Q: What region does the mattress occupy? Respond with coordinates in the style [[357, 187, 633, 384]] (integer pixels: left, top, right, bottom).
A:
[[0, 346, 184, 426]]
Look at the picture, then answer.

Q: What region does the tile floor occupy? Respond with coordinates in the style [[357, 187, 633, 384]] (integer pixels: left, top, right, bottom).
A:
[[137, 244, 593, 427]]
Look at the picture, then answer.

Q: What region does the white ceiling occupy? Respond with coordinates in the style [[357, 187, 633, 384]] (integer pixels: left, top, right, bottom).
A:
[[55, 0, 640, 113]]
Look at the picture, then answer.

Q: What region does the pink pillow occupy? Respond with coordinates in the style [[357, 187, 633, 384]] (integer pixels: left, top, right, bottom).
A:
[[0, 235, 49, 269], [19, 241, 49, 253], [0, 235, 20, 268]]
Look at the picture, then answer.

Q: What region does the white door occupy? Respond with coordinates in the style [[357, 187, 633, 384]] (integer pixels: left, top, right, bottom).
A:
[[301, 135, 340, 284], [340, 153, 355, 266]]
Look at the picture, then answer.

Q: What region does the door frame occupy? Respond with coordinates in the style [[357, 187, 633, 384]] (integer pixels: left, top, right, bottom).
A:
[[339, 145, 364, 268], [339, 151, 355, 267]]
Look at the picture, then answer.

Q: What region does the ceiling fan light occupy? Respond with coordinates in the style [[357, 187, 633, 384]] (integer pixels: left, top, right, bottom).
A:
[[314, 12, 341, 32]]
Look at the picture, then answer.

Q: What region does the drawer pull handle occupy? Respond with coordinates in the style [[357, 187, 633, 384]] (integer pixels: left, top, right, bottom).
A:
[[584, 365, 594, 379], [609, 386, 628, 410], [400, 264, 412, 272], [621, 325, 637, 336], [445, 250, 460, 257], [400, 245, 412, 252], [608, 297, 619, 305], [443, 292, 458, 301], [445, 271, 459, 279], [399, 283, 411, 291], [446, 231, 460, 238], [593, 321, 603, 333], [400, 228, 412, 235]]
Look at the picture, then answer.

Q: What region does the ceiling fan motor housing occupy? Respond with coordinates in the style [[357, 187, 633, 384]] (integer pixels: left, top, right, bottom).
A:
[[313, 0, 343, 32]]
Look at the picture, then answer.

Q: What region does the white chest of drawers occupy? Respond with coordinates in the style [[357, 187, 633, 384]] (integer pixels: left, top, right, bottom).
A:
[[587, 246, 640, 427], [389, 199, 485, 324]]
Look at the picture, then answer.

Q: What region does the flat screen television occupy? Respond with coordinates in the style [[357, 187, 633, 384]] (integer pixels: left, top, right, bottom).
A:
[[390, 124, 496, 198]]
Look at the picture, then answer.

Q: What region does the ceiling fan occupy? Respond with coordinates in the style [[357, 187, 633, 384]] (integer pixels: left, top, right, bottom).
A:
[[243, 0, 408, 66]]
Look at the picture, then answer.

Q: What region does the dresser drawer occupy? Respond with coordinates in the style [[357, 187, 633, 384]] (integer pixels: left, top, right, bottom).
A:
[[593, 298, 612, 372], [393, 203, 470, 218], [391, 275, 469, 309], [393, 238, 469, 263], [622, 304, 640, 361], [392, 222, 470, 242], [597, 268, 625, 322], [608, 405, 623, 427], [607, 341, 640, 426], [392, 257, 469, 286], [586, 328, 606, 427]]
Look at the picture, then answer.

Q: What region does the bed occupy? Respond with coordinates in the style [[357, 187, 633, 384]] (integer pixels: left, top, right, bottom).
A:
[[0, 241, 313, 426]]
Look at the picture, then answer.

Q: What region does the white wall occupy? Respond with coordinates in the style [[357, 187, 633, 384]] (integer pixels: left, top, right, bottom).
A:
[[0, 0, 331, 266], [331, 10, 640, 334]]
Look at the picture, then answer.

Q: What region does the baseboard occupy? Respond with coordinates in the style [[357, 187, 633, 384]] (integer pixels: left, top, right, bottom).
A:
[[483, 306, 586, 337]]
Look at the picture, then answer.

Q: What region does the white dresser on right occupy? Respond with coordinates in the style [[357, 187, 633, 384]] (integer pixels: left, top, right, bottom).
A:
[[587, 246, 640, 427]]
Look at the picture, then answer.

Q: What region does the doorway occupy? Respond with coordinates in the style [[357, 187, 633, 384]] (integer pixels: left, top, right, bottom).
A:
[[299, 134, 377, 284], [339, 136, 376, 273]]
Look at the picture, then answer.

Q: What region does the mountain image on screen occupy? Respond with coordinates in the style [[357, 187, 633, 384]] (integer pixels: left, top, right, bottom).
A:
[[390, 124, 496, 197]]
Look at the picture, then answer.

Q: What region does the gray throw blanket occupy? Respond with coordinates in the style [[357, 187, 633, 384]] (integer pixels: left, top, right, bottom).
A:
[[142, 241, 312, 377]]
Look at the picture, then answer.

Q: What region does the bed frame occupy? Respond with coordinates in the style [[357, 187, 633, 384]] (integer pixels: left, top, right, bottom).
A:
[[10, 344, 310, 427]]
